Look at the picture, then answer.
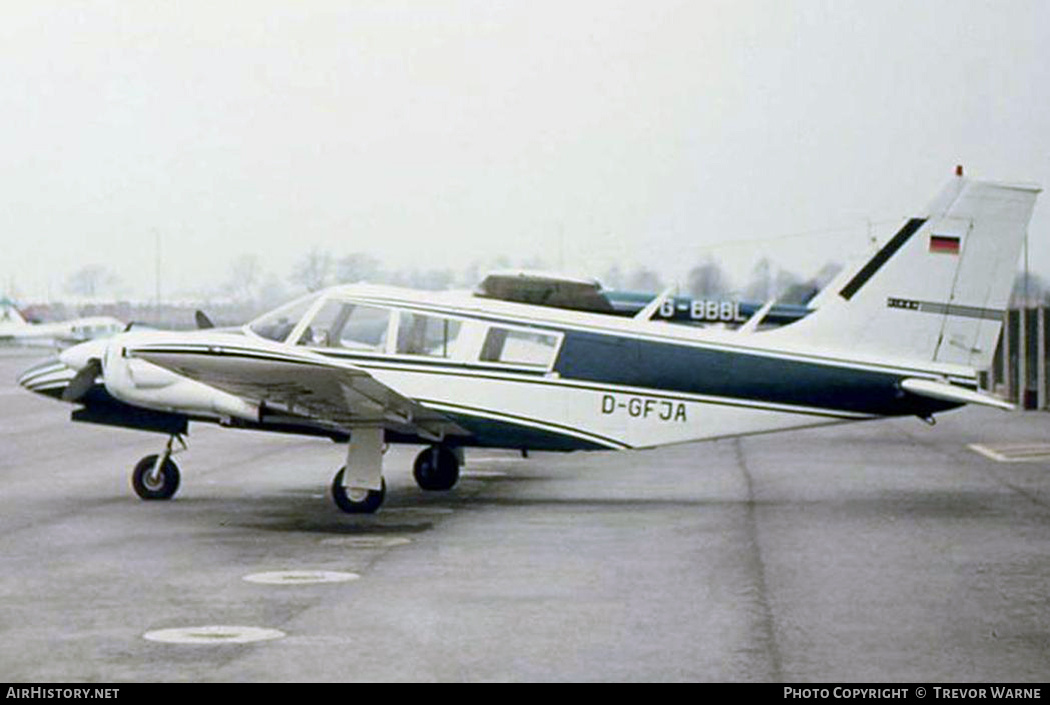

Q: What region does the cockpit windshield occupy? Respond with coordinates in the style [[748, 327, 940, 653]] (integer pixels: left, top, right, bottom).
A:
[[247, 292, 322, 342]]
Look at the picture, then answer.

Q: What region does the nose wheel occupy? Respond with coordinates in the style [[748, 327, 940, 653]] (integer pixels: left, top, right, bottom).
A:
[[131, 434, 184, 500], [132, 454, 181, 500]]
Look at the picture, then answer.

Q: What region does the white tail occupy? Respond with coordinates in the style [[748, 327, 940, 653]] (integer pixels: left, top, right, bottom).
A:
[[767, 175, 1040, 371], [0, 298, 27, 326]]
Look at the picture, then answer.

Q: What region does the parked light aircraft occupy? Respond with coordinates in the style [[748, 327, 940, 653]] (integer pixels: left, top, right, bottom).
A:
[[0, 298, 124, 348], [482, 273, 815, 326], [17, 173, 1040, 513]]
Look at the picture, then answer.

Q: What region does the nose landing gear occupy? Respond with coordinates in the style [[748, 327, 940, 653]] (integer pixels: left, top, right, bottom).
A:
[[131, 435, 185, 500]]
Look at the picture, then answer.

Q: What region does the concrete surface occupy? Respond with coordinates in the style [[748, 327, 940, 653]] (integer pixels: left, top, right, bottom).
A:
[[0, 349, 1047, 682]]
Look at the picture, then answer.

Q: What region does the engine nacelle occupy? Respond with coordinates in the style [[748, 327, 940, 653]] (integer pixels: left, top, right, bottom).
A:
[[101, 334, 259, 422], [58, 337, 110, 372]]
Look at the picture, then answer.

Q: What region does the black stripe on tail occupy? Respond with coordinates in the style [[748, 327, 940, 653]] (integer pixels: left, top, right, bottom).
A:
[[839, 218, 927, 300]]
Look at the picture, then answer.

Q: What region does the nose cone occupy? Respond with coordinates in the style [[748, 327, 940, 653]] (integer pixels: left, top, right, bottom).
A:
[[16, 357, 77, 400]]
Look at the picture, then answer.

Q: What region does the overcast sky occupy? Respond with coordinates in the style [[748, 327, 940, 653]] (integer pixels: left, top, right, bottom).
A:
[[1, 0, 1047, 301]]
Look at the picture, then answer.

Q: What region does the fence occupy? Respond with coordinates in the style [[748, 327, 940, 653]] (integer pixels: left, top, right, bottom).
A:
[[984, 307, 1049, 410]]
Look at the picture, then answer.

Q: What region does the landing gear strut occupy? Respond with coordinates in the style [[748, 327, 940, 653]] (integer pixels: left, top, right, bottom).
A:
[[332, 427, 386, 514], [412, 445, 461, 491], [131, 435, 184, 500]]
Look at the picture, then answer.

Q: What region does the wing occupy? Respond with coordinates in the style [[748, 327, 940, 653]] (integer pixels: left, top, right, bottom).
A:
[[125, 334, 464, 441]]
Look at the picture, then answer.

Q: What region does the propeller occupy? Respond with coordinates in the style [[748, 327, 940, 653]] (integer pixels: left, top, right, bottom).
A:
[[62, 357, 103, 403], [195, 310, 215, 329]]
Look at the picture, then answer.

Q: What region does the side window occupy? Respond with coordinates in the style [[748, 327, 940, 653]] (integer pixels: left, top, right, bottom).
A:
[[296, 299, 351, 348], [338, 305, 392, 351], [396, 312, 462, 358], [295, 300, 392, 351], [480, 328, 559, 367]]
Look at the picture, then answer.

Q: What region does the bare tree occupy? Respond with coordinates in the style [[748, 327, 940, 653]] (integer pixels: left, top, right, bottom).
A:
[[336, 253, 382, 284], [778, 261, 842, 305], [743, 258, 773, 301], [685, 258, 730, 298], [626, 266, 663, 292], [290, 248, 335, 292]]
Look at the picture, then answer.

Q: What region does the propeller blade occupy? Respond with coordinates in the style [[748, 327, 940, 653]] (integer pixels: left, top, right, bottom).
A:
[[195, 310, 215, 329], [62, 358, 102, 402]]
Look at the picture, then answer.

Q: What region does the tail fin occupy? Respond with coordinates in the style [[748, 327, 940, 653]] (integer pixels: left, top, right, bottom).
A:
[[767, 174, 1040, 371], [0, 297, 27, 326]]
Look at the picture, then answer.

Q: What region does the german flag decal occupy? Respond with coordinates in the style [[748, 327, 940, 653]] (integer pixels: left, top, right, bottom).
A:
[[929, 234, 961, 254]]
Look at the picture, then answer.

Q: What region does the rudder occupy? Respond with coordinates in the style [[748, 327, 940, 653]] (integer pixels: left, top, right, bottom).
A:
[[766, 174, 1040, 372]]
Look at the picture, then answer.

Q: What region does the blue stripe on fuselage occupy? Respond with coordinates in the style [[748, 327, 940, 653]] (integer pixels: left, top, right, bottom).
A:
[[553, 330, 956, 417]]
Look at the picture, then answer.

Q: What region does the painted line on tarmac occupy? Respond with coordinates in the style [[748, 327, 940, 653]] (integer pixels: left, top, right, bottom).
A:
[[969, 442, 1050, 462]]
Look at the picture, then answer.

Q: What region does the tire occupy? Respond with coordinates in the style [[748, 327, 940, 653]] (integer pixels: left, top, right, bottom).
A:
[[331, 467, 386, 514], [412, 446, 460, 491], [131, 454, 180, 500]]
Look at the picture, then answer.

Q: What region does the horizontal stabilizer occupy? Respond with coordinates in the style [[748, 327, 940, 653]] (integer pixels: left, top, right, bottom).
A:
[[900, 377, 1014, 411]]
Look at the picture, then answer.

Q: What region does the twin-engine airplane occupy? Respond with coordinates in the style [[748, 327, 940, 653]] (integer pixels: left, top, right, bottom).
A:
[[18, 173, 1040, 513], [1, 298, 124, 348]]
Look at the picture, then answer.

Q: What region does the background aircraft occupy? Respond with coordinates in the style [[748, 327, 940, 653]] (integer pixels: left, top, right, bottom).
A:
[[17, 173, 1040, 514], [0, 298, 124, 348], [474, 270, 814, 327]]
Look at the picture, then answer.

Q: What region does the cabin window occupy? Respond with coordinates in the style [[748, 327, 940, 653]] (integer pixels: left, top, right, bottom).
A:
[[296, 299, 346, 347], [338, 305, 391, 350], [396, 312, 462, 358], [294, 301, 391, 352], [479, 328, 559, 367]]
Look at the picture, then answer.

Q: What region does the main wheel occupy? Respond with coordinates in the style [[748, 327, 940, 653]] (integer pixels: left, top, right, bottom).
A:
[[331, 467, 386, 514], [412, 446, 460, 491], [131, 454, 180, 500]]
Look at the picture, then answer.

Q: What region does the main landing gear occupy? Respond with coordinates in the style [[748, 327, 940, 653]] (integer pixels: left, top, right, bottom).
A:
[[131, 435, 184, 500], [331, 469, 387, 514], [126, 431, 462, 515], [413, 445, 461, 491], [330, 441, 462, 515]]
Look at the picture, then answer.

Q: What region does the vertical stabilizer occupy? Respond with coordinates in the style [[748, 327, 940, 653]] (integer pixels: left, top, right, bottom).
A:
[[766, 175, 1040, 371], [0, 298, 27, 326]]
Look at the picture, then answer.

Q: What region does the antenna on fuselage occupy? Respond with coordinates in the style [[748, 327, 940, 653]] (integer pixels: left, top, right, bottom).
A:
[[737, 299, 777, 334], [633, 286, 678, 321]]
